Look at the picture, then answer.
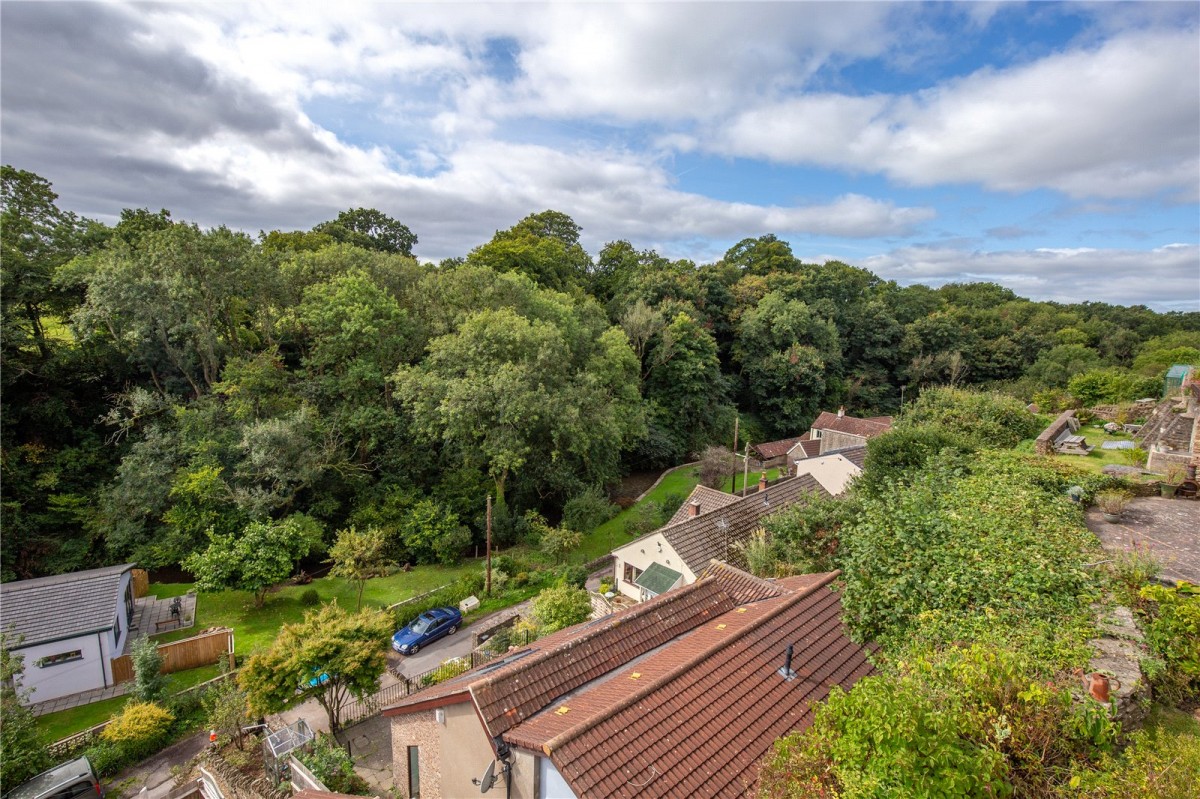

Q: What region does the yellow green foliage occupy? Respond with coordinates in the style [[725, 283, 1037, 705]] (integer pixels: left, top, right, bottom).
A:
[[100, 701, 174, 748]]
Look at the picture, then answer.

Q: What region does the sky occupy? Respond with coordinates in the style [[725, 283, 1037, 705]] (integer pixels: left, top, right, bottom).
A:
[[2, 1, 1198, 311]]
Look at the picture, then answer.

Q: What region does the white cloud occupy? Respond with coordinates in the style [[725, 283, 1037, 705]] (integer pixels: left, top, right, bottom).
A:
[[862, 243, 1200, 309], [712, 27, 1200, 199]]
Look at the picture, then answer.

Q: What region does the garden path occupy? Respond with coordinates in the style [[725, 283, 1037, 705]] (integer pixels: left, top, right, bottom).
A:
[[1086, 496, 1200, 584]]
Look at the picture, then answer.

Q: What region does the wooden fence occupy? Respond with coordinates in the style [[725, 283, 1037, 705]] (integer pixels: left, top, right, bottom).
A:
[[131, 569, 150, 598], [110, 627, 234, 684]]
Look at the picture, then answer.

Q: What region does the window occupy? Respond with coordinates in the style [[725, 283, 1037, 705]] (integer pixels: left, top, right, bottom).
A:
[[36, 650, 83, 668], [812, 429, 822, 439], [623, 563, 642, 584], [113, 612, 122, 644], [407, 746, 420, 798]]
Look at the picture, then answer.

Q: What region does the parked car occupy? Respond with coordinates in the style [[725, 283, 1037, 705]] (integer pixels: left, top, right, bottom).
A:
[[392, 606, 463, 654], [3, 757, 101, 799]]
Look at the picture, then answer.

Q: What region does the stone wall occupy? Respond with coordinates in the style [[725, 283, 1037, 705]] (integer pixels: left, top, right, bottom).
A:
[[390, 710, 441, 799], [1034, 410, 1078, 456], [1089, 400, 1159, 422], [1086, 606, 1151, 735]]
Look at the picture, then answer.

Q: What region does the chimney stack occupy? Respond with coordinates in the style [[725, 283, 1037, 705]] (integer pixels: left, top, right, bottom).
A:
[[758, 473, 768, 492], [837, 406, 845, 417], [688, 499, 701, 518]]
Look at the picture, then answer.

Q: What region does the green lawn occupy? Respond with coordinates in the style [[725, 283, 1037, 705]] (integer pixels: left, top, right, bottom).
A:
[[1058, 426, 1159, 478], [34, 664, 221, 743], [150, 563, 478, 654]]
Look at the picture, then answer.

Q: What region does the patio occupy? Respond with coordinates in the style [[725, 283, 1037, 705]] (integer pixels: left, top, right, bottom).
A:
[[130, 592, 197, 640], [1086, 496, 1200, 585]]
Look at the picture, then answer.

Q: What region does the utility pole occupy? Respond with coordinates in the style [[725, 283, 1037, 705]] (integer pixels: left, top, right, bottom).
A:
[[485, 494, 493, 597], [742, 442, 751, 498], [732, 415, 739, 455], [900, 384, 906, 416], [732, 415, 740, 494]]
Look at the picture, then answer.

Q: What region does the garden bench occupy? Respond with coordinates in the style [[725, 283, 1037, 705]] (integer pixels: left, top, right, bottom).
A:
[[1055, 434, 1093, 456], [156, 617, 182, 632]]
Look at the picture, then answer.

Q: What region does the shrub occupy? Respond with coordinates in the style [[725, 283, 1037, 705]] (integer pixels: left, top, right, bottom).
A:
[[558, 564, 589, 589], [758, 644, 1116, 799], [900, 386, 1043, 449], [1071, 709, 1200, 799], [530, 584, 592, 634], [1106, 544, 1160, 607], [1137, 582, 1200, 703], [698, 445, 737, 489], [297, 734, 372, 795], [457, 571, 485, 597], [840, 453, 1101, 659], [300, 588, 321, 607], [130, 637, 166, 704], [562, 486, 618, 533], [859, 425, 975, 497], [624, 501, 661, 538], [101, 701, 175, 758], [539, 525, 583, 560], [1095, 491, 1131, 516]]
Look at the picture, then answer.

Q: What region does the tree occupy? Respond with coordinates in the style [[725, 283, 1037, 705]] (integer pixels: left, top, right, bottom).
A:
[[0, 635, 50, 792], [313, 208, 417, 256], [130, 636, 166, 704], [203, 663, 253, 749], [399, 499, 470, 566], [530, 584, 592, 634], [698, 446, 737, 490], [328, 525, 393, 611], [183, 516, 322, 607], [239, 602, 392, 733]]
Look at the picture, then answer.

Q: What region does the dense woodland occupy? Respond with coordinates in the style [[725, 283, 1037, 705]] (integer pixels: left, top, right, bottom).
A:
[[3, 164, 1200, 581]]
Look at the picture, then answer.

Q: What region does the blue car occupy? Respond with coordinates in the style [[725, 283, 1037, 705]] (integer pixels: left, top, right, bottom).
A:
[[392, 606, 463, 654]]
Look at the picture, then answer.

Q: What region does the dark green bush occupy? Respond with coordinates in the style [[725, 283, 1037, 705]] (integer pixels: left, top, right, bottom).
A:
[[562, 486, 618, 533], [558, 565, 589, 589], [300, 588, 321, 607]]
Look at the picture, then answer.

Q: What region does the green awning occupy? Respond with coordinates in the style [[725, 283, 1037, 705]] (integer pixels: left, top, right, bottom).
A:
[[634, 562, 682, 597]]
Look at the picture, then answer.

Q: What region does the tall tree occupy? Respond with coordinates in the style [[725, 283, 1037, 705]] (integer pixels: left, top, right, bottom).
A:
[[0, 635, 50, 792], [313, 208, 417, 257], [183, 515, 323, 607]]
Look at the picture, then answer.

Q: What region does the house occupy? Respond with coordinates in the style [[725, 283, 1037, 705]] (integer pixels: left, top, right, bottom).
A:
[[791, 445, 867, 495], [785, 433, 822, 462], [748, 437, 803, 468], [383, 563, 876, 799], [800, 407, 892, 457], [610, 474, 830, 603], [0, 563, 136, 704]]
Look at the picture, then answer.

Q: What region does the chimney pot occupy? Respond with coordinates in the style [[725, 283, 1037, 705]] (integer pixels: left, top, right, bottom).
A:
[[688, 499, 701, 518], [758, 473, 768, 491], [838, 406, 845, 417]]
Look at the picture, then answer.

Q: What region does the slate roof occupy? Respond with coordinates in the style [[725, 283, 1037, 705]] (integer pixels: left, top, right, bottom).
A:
[[830, 445, 868, 469], [811, 411, 893, 440], [505, 571, 874, 798], [634, 562, 683, 596], [751, 437, 802, 460], [664, 485, 740, 527], [0, 564, 133, 648], [657, 475, 830, 575]]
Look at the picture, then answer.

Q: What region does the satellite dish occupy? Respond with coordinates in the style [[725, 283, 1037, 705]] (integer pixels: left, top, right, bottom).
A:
[[477, 761, 496, 793]]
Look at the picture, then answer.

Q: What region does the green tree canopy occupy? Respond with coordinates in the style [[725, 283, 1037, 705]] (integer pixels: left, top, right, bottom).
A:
[[313, 208, 417, 256], [183, 515, 323, 607], [239, 602, 392, 732]]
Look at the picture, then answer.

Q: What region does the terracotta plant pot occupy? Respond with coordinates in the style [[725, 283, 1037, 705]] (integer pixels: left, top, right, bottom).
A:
[[1079, 671, 1121, 703]]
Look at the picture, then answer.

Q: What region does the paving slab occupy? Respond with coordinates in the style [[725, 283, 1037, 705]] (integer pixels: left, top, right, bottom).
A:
[[1086, 496, 1200, 584]]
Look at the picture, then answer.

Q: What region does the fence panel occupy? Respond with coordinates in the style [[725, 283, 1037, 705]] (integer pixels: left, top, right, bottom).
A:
[[158, 628, 233, 674], [131, 569, 150, 598], [110, 655, 135, 684]]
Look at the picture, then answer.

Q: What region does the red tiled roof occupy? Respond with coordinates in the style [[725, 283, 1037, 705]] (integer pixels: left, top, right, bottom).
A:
[[505, 571, 875, 798], [811, 411, 892, 439], [788, 439, 822, 459], [751, 437, 802, 460], [665, 484, 741, 527], [657, 475, 830, 575]]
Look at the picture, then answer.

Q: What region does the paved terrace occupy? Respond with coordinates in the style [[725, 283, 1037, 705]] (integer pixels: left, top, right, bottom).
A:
[[1086, 496, 1200, 585]]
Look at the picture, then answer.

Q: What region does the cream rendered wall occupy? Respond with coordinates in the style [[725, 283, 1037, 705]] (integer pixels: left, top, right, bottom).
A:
[[792, 454, 862, 496], [440, 702, 504, 798], [508, 749, 539, 799], [610, 532, 694, 601]]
